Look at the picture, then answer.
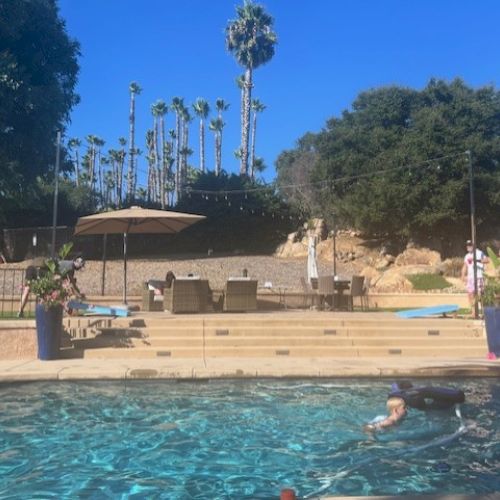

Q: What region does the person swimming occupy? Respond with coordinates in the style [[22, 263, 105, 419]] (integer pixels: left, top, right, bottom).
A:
[[363, 396, 407, 432]]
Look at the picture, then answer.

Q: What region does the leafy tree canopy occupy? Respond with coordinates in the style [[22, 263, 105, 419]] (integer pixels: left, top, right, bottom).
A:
[[277, 78, 500, 247], [0, 0, 80, 199]]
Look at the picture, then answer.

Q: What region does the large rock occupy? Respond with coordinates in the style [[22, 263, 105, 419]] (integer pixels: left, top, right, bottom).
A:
[[360, 266, 382, 287], [372, 264, 439, 292], [394, 248, 441, 267]]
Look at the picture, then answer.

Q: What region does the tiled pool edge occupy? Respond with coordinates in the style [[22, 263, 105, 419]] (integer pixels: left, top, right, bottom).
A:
[[0, 357, 499, 382]]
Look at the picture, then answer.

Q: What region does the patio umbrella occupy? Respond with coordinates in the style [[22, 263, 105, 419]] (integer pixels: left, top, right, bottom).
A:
[[307, 235, 319, 285], [74, 206, 206, 304]]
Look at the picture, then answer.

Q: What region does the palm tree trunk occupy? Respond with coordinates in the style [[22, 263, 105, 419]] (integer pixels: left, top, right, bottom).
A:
[[74, 150, 80, 187], [216, 132, 222, 175], [160, 116, 166, 209], [250, 110, 257, 180], [199, 118, 205, 172], [240, 67, 253, 176], [153, 117, 160, 203], [181, 119, 189, 193], [89, 145, 95, 187], [127, 92, 136, 200], [175, 113, 181, 201], [98, 148, 103, 205]]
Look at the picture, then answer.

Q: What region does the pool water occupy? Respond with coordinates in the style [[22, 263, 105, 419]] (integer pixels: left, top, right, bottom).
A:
[[0, 379, 498, 498]]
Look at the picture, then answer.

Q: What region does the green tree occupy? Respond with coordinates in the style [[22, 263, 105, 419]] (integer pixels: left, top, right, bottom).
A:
[[226, 1, 277, 176], [0, 0, 80, 224], [298, 79, 500, 249]]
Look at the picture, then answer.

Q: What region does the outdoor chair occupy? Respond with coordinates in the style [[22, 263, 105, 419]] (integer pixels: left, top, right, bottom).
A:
[[318, 275, 335, 310], [198, 279, 213, 312], [141, 282, 164, 312], [223, 279, 258, 312], [310, 277, 319, 290], [164, 279, 203, 313], [300, 277, 318, 309], [347, 275, 368, 311]]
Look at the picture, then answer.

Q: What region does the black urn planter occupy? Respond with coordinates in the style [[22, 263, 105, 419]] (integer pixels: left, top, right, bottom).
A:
[[484, 306, 500, 357], [35, 304, 63, 360]]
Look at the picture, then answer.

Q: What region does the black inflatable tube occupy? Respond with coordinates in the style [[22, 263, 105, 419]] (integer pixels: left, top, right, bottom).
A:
[[389, 386, 465, 410]]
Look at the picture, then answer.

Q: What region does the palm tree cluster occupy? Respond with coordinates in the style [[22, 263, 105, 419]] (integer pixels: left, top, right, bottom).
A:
[[65, 1, 276, 209]]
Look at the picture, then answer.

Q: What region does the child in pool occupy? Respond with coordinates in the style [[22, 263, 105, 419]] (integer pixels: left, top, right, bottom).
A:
[[363, 397, 407, 432]]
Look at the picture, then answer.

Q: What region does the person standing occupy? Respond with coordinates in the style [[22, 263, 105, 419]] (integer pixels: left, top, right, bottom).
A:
[[461, 240, 489, 310], [18, 255, 85, 317]]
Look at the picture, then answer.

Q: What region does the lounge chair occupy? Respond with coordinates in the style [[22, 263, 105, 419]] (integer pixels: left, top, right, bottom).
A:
[[223, 279, 258, 312]]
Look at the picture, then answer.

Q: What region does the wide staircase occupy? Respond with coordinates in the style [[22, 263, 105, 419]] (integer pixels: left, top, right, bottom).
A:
[[62, 312, 487, 359]]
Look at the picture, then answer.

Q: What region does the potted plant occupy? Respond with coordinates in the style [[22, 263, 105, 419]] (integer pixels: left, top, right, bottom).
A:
[[483, 247, 500, 357], [29, 243, 79, 360]]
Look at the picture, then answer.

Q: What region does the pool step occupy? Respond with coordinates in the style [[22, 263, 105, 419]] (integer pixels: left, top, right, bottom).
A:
[[82, 345, 487, 359], [64, 311, 487, 360]]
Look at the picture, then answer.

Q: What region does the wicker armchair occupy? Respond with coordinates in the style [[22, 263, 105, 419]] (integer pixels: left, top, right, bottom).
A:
[[223, 279, 258, 312], [141, 282, 164, 311], [164, 279, 203, 313]]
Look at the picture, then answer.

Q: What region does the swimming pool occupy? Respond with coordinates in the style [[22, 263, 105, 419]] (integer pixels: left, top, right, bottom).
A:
[[0, 379, 498, 498]]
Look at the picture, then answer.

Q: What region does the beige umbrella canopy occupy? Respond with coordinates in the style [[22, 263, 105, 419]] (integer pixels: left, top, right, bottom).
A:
[[74, 206, 206, 303]]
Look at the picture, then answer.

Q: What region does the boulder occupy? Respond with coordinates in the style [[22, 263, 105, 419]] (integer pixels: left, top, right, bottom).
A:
[[360, 266, 382, 287], [394, 247, 442, 267], [372, 264, 439, 292]]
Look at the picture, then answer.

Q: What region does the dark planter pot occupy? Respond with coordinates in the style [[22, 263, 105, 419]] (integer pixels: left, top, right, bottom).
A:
[[35, 304, 63, 360], [484, 306, 500, 356]]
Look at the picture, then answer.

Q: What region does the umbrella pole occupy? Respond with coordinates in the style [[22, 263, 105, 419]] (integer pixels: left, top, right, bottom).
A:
[[123, 232, 128, 304], [101, 233, 107, 296]]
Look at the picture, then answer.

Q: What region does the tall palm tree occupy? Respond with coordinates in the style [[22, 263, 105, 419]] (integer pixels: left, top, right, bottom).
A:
[[117, 137, 127, 206], [171, 96, 184, 201], [153, 100, 168, 207], [250, 98, 266, 179], [127, 81, 142, 199], [94, 136, 105, 203], [145, 129, 156, 202], [180, 106, 192, 196], [192, 98, 210, 173], [67, 138, 81, 187], [226, 1, 277, 176], [215, 98, 230, 173], [85, 134, 97, 187], [209, 117, 225, 176], [236, 74, 245, 142]]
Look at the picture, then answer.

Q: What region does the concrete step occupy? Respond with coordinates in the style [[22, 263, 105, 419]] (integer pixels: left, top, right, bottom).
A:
[[81, 345, 487, 359], [122, 335, 485, 348], [107, 325, 483, 339], [96, 315, 477, 329]]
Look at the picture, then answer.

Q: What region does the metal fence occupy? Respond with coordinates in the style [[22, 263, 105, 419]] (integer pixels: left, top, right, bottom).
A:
[[0, 268, 31, 317]]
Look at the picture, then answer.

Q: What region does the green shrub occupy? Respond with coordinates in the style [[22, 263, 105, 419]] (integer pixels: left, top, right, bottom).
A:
[[406, 273, 452, 291]]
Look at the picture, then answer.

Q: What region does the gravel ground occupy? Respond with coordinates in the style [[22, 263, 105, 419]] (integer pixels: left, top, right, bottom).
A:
[[76, 254, 343, 295]]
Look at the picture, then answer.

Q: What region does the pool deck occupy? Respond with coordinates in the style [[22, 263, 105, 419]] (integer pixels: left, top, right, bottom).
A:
[[0, 355, 499, 382], [1, 309, 499, 381]]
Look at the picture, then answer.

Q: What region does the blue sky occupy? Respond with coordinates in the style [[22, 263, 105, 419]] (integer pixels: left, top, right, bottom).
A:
[[59, 0, 499, 187]]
